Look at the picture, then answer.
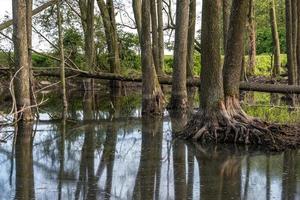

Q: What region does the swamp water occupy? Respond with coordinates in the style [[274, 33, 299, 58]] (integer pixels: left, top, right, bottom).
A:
[[0, 89, 300, 199]]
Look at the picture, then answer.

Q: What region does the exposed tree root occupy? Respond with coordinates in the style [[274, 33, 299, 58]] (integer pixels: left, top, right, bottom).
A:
[[178, 100, 300, 151]]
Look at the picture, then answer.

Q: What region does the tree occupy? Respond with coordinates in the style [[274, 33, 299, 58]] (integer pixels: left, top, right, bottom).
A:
[[286, 0, 296, 85], [57, 0, 68, 116], [79, 0, 95, 70], [180, 0, 295, 149], [170, 0, 190, 110], [12, 0, 33, 121], [150, 0, 161, 74], [157, 0, 165, 73], [187, 0, 196, 79], [223, 0, 232, 51], [247, 0, 256, 75], [97, 0, 121, 76], [141, 0, 165, 114], [270, 0, 281, 77]]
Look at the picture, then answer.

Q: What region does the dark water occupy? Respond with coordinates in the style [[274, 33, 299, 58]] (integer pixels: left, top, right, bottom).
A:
[[0, 89, 300, 199]]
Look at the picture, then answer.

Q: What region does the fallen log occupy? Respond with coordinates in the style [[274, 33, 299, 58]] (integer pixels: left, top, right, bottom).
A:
[[0, 0, 57, 31], [1, 67, 300, 94]]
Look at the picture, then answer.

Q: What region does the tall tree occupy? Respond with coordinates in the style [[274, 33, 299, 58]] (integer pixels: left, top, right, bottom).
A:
[[57, 0, 68, 115], [286, 0, 296, 85], [150, 0, 161, 74], [157, 0, 165, 73], [132, 0, 142, 38], [223, 0, 232, 51], [187, 0, 196, 79], [79, 0, 95, 70], [141, 0, 165, 114], [270, 0, 281, 77], [170, 0, 190, 109], [247, 0, 256, 75], [180, 0, 290, 148], [12, 0, 33, 121], [97, 0, 121, 76]]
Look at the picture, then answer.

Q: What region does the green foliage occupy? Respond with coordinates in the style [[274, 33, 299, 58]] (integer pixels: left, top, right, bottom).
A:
[[256, 28, 286, 54], [63, 28, 84, 67], [164, 52, 201, 75], [32, 53, 53, 68], [119, 31, 141, 70]]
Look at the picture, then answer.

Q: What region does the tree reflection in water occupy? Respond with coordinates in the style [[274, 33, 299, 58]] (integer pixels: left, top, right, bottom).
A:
[[0, 91, 299, 199]]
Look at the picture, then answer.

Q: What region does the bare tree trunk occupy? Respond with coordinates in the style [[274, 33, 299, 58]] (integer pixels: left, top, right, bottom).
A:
[[157, 0, 164, 73], [12, 0, 33, 121], [151, 0, 161, 74], [141, 0, 165, 114], [247, 0, 256, 75], [79, 0, 95, 70], [187, 0, 196, 79], [297, 0, 300, 84], [223, 0, 232, 51], [270, 0, 281, 77], [286, 0, 296, 85], [132, 0, 142, 38], [97, 0, 121, 75], [57, 0, 68, 115], [292, 0, 298, 83], [170, 0, 190, 110], [223, 0, 249, 100]]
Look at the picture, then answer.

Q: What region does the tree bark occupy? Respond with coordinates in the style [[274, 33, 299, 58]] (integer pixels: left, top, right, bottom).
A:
[[186, 0, 196, 79], [223, 0, 232, 52], [141, 0, 165, 114], [157, 0, 165, 73], [97, 0, 121, 75], [199, 0, 224, 110], [270, 0, 281, 77], [79, 0, 95, 70], [170, 0, 190, 109], [286, 0, 296, 85], [12, 0, 33, 121], [150, 0, 160, 74], [292, 0, 298, 83], [57, 0, 68, 115], [247, 0, 256, 75], [223, 0, 249, 98], [132, 0, 142, 38], [297, 0, 300, 84]]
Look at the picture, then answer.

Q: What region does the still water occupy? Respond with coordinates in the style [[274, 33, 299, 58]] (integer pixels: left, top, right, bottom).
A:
[[0, 89, 300, 200]]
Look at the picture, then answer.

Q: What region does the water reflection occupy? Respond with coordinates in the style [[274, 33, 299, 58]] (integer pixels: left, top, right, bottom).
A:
[[15, 123, 35, 200], [0, 91, 300, 199]]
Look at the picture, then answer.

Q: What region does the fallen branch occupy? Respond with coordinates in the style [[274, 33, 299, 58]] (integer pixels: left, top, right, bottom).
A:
[[2, 68, 300, 94]]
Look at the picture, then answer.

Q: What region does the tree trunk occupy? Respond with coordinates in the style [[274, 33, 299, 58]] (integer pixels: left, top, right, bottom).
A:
[[186, 0, 196, 79], [57, 0, 68, 115], [286, 0, 295, 85], [150, 0, 161, 74], [97, 0, 121, 75], [12, 0, 33, 121], [170, 0, 190, 110], [132, 0, 142, 38], [292, 0, 298, 83], [247, 0, 256, 75], [223, 0, 232, 52], [297, 0, 300, 84], [270, 0, 281, 77], [223, 0, 249, 99], [79, 0, 95, 70], [157, 0, 165, 73], [141, 0, 165, 114]]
